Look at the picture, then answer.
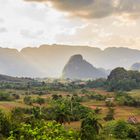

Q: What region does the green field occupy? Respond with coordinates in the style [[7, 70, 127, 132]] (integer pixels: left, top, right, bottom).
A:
[[0, 88, 140, 130]]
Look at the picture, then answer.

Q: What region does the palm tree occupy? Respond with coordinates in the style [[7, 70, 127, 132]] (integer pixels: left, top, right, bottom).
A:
[[55, 103, 71, 125], [104, 107, 115, 121], [80, 112, 102, 140]]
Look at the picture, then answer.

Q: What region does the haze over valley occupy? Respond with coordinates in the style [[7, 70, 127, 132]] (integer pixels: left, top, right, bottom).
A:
[[0, 44, 140, 78]]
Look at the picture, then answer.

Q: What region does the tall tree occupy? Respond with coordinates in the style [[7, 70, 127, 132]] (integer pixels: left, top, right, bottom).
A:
[[80, 112, 102, 140]]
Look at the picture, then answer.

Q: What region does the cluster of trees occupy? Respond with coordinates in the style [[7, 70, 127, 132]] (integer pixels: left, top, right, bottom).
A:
[[86, 78, 107, 88], [0, 92, 20, 101], [80, 89, 106, 101], [0, 92, 140, 139], [48, 96, 91, 122], [85, 67, 140, 92], [0, 67, 140, 95], [44, 81, 85, 92], [115, 92, 140, 107], [22, 95, 91, 123], [8, 121, 78, 140], [0, 105, 140, 140], [107, 67, 140, 91], [0, 94, 93, 139], [23, 96, 45, 106], [101, 120, 140, 140], [0, 109, 79, 140]]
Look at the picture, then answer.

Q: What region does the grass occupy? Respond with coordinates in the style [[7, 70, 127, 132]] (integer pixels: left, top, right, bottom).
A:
[[90, 89, 114, 96], [0, 101, 30, 112], [127, 89, 140, 98], [65, 121, 81, 130]]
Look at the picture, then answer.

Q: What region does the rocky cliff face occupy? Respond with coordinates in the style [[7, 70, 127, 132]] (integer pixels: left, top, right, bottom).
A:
[[62, 54, 107, 79]]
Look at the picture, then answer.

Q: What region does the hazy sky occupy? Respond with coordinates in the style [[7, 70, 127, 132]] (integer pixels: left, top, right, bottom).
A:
[[0, 0, 140, 50]]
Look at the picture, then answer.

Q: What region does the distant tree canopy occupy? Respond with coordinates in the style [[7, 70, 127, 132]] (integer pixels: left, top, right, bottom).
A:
[[107, 67, 140, 91]]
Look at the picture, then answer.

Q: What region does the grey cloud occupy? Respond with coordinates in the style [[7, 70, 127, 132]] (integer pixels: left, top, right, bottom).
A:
[[25, 0, 140, 19], [0, 18, 4, 23], [0, 27, 7, 33]]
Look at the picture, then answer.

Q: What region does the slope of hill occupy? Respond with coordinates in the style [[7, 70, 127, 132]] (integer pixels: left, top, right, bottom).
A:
[[62, 54, 107, 79], [0, 74, 34, 83], [0, 47, 42, 77]]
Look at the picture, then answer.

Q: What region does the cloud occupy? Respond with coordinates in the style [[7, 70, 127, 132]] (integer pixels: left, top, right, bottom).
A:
[[20, 29, 44, 39], [55, 23, 100, 45], [55, 20, 140, 50], [0, 0, 140, 51], [0, 0, 68, 49], [0, 18, 4, 23], [25, 0, 140, 19], [0, 27, 7, 33], [100, 35, 138, 47]]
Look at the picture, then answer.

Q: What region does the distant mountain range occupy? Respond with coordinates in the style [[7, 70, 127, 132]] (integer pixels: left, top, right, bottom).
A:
[[62, 54, 108, 79], [0, 44, 140, 77]]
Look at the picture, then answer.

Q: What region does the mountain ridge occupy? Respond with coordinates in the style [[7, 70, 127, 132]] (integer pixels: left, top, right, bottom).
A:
[[0, 44, 140, 77]]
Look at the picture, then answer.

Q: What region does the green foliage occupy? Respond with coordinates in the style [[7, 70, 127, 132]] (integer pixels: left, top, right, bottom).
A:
[[107, 67, 140, 91], [8, 121, 79, 140], [52, 94, 62, 100], [113, 120, 135, 139], [89, 94, 106, 101], [103, 120, 137, 139], [104, 107, 115, 121], [115, 92, 140, 107], [23, 96, 32, 105], [49, 97, 91, 122], [33, 97, 45, 105], [11, 94, 20, 100], [86, 78, 107, 88], [0, 92, 20, 101], [80, 112, 102, 140], [0, 110, 11, 137], [53, 101, 71, 124], [0, 92, 12, 101]]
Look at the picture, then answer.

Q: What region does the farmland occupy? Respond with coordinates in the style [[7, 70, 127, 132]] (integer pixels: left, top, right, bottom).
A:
[[0, 83, 140, 129], [0, 75, 140, 140]]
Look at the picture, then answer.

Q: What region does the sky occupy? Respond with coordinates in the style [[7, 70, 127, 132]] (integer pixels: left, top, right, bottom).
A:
[[0, 0, 140, 50]]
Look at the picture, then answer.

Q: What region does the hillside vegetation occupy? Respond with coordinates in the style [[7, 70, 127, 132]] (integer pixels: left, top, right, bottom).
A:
[[0, 68, 139, 139]]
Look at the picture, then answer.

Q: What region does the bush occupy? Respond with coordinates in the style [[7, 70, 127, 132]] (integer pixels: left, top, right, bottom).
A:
[[23, 96, 32, 105], [34, 97, 45, 105], [8, 120, 79, 140], [0, 92, 12, 101], [0, 110, 11, 137], [103, 120, 137, 139]]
